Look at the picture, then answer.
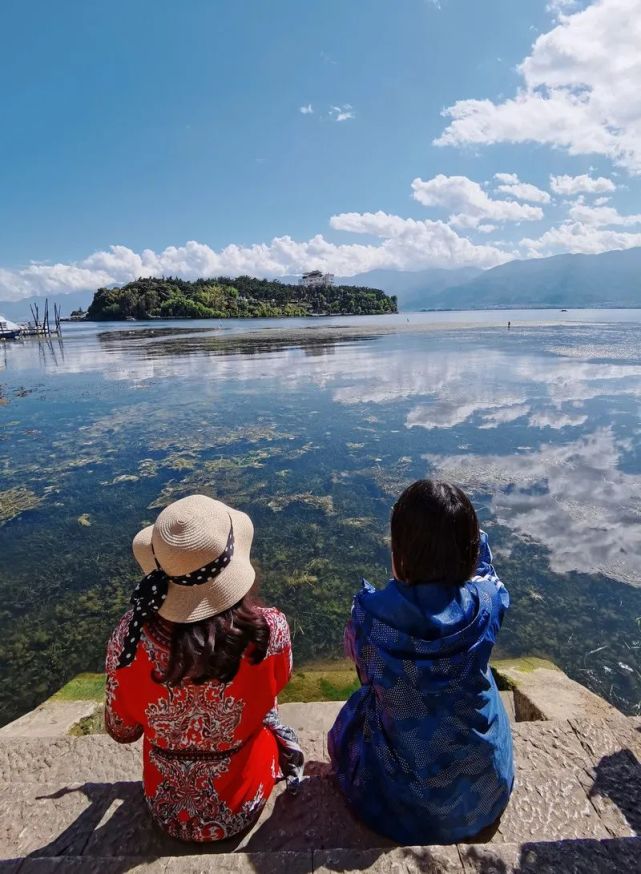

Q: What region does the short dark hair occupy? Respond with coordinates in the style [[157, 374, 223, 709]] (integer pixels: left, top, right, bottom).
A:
[[153, 595, 270, 686], [391, 480, 480, 585]]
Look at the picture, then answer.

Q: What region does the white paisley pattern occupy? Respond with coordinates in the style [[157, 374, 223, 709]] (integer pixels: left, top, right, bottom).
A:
[[104, 611, 144, 742], [105, 610, 134, 673], [146, 683, 244, 750], [263, 608, 291, 658], [148, 748, 264, 841]]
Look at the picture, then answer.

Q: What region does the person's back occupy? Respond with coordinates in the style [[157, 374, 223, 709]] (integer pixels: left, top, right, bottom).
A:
[[105, 494, 302, 843], [328, 480, 514, 845]]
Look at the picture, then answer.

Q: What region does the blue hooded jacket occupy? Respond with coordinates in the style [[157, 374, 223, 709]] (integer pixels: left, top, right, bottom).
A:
[[328, 532, 514, 844]]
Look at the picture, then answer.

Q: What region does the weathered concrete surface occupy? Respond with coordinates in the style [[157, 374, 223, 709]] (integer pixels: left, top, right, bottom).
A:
[[1, 709, 640, 871], [0, 730, 325, 785], [0, 702, 101, 739], [460, 837, 641, 873], [278, 702, 343, 734], [16, 853, 313, 873], [493, 659, 623, 722], [314, 845, 463, 873], [499, 691, 515, 723]]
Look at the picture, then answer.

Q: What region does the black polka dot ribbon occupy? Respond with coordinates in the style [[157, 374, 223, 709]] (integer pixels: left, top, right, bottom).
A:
[[116, 517, 235, 669]]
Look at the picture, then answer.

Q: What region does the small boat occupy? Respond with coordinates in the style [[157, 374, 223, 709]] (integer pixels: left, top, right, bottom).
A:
[[560, 308, 568, 312], [0, 316, 22, 340]]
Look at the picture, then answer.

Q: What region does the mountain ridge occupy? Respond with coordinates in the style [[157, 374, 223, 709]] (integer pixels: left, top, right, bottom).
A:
[[430, 247, 641, 310]]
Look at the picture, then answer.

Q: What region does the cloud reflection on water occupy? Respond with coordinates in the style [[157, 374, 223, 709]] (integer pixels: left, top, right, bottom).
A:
[[426, 428, 641, 587], [4, 321, 641, 589]]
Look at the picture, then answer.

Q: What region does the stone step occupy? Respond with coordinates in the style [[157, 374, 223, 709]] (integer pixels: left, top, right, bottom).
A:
[[277, 696, 517, 733], [7, 837, 641, 873], [0, 715, 639, 869]]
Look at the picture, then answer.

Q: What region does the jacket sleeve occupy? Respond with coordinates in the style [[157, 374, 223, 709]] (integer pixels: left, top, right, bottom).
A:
[[475, 531, 510, 620], [104, 612, 144, 744]]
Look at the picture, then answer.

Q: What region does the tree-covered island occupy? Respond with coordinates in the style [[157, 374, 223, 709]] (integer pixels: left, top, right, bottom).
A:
[[86, 276, 398, 320]]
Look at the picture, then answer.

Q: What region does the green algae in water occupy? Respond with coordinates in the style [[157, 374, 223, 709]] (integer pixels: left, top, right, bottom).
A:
[[1, 317, 641, 725], [0, 487, 43, 525]]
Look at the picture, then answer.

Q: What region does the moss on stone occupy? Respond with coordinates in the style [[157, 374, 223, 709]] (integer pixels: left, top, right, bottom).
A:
[[279, 662, 359, 703], [51, 672, 106, 702], [69, 706, 106, 735], [491, 657, 561, 690]]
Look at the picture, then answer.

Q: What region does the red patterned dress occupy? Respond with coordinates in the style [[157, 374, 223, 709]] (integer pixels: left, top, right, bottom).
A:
[[104, 606, 293, 842]]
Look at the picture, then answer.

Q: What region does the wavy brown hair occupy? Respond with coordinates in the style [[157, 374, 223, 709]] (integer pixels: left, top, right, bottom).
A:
[[154, 595, 270, 686]]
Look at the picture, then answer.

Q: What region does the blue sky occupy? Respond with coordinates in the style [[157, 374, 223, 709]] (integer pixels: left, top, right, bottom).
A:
[[1, 0, 640, 299]]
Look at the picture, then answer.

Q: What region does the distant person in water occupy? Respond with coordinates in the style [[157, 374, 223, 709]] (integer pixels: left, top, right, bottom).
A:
[[328, 480, 514, 845], [507, 321, 511, 329], [104, 494, 303, 843]]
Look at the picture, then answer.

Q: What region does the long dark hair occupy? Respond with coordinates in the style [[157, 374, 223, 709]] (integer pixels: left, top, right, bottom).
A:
[[391, 479, 480, 585], [154, 595, 270, 686]]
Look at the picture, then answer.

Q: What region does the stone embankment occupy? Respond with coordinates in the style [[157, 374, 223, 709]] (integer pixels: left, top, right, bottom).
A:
[[0, 659, 639, 872]]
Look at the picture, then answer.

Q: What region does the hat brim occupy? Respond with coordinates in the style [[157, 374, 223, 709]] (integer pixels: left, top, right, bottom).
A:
[[132, 507, 256, 623]]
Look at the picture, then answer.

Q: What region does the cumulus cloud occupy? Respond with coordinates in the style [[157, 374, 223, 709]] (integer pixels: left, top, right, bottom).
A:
[[494, 173, 552, 204], [550, 173, 616, 195], [411, 174, 544, 228], [0, 217, 512, 301], [567, 200, 641, 226], [520, 221, 641, 256], [299, 104, 314, 114], [436, 0, 641, 174]]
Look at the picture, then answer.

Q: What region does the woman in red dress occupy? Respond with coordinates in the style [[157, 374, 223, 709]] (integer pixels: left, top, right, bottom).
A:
[[105, 494, 303, 843]]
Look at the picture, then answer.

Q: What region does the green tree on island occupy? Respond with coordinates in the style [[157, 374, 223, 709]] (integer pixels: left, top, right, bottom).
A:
[[86, 276, 398, 320]]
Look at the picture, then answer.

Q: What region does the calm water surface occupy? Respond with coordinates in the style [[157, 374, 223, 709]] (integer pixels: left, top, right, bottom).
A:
[[1, 309, 641, 724]]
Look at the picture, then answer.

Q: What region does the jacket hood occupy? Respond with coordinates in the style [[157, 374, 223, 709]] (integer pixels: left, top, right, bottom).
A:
[[354, 577, 492, 662]]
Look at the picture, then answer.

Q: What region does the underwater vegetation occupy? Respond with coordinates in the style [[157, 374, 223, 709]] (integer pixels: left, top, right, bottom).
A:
[[0, 487, 43, 525], [1, 320, 641, 725]]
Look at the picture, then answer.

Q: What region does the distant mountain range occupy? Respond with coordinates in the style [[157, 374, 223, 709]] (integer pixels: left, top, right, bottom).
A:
[[337, 267, 482, 310], [429, 247, 641, 310], [2, 247, 641, 318], [340, 247, 641, 310]]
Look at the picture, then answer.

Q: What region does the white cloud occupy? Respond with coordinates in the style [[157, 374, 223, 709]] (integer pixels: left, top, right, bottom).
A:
[[330, 104, 355, 122], [299, 104, 314, 115], [494, 172, 552, 203], [411, 174, 544, 227], [520, 221, 641, 255], [550, 173, 616, 195], [328, 210, 512, 267], [546, 0, 582, 15], [436, 0, 641, 174], [567, 200, 641, 226], [0, 216, 512, 301]]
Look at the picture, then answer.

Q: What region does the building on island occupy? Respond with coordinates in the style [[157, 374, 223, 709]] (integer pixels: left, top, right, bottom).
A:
[[300, 271, 334, 289]]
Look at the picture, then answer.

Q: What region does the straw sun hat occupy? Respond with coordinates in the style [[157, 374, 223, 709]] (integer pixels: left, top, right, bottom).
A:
[[132, 494, 256, 624]]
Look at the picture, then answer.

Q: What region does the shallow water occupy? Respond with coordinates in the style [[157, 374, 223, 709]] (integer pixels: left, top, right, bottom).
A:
[[1, 310, 641, 724]]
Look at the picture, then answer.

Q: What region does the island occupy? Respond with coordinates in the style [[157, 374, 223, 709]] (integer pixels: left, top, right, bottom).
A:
[[85, 275, 398, 320]]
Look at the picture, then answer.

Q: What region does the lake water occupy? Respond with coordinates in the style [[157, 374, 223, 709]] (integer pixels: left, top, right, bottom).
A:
[[2, 309, 641, 725]]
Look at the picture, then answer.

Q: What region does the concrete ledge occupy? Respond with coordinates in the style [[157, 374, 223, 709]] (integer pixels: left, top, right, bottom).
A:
[[492, 658, 623, 721], [0, 702, 102, 738]]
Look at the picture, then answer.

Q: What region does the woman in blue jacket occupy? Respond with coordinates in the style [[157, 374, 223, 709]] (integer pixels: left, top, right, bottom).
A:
[[328, 479, 514, 845]]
